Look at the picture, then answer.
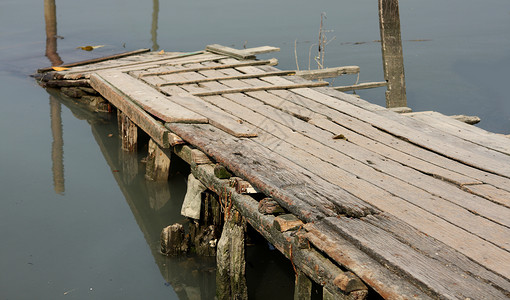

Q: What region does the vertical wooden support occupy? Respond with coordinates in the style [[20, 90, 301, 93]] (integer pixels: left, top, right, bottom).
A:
[[117, 109, 137, 152], [50, 96, 65, 194], [378, 0, 407, 108], [44, 0, 63, 66], [151, 0, 160, 51], [216, 208, 248, 300], [294, 270, 312, 300], [146, 139, 171, 181]]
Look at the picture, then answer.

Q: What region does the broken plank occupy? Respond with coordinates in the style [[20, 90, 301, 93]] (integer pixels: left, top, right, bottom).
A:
[[94, 71, 208, 124], [89, 73, 170, 148], [192, 81, 329, 97], [333, 81, 387, 92], [206, 44, 280, 60], [166, 93, 258, 138], [295, 66, 360, 80]]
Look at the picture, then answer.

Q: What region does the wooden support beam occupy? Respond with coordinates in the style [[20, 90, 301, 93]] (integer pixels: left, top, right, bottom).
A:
[[379, 0, 407, 108], [295, 66, 360, 80], [157, 70, 296, 87], [145, 139, 171, 181], [191, 81, 329, 97], [118, 110, 138, 152], [216, 208, 248, 300], [139, 58, 279, 77], [333, 81, 387, 92], [294, 271, 312, 300]]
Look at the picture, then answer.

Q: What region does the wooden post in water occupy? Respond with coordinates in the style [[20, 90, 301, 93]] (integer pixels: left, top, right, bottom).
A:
[[378, 0, 407, 108], [151, 0, 160, 51], [44, 0, 63, 66], [117, 110, 138, 152], [145, 139, 170, 181], [216, 208, 248, 300]]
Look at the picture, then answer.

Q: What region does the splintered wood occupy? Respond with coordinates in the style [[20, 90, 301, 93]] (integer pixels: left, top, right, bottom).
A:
[[43, 46, 510, 299]]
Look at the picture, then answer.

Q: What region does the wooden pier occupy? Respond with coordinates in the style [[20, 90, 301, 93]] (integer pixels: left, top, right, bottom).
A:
[[37, 45, 510, 299]]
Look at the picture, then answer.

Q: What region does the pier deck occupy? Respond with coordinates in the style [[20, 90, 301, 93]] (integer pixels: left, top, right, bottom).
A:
[[38, 46, 510, 299]]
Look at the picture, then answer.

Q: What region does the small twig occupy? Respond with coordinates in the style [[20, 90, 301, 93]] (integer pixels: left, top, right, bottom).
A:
[[294, 39, 300, 71]]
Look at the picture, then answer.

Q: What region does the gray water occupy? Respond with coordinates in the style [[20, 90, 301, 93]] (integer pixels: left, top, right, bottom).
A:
[[1, 0, 509, 299]]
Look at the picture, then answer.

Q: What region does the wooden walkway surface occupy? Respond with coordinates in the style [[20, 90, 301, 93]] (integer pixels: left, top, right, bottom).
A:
[[40, 46, 510, 299]]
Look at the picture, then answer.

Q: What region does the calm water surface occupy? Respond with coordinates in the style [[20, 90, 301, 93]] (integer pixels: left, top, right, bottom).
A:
[[1, 0, 509, 299]]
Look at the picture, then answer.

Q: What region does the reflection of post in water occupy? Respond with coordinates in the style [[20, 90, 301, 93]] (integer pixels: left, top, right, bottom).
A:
[[378, 0, 407, 108], [151, 0, 160, 51], [50, 96, 65, 194], [44, 0, 63, 66]]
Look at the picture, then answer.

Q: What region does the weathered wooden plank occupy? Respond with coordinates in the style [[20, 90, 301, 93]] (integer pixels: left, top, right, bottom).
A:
[[37, 48, 151, 73], [167, 93, 258, 138], [364, 213, 510, 294], [166, 123, 377, 219], [405, 111, 510, 156], [274, 84, 510, 191], [192, 81, 329, 97], [201, 92, 510, 249], [157, 70, 295, 87], [295, 66, 360, 80], [95, 71, 208, 124], [333, 81, 387, 92], [89, 73, 170, 148], [304, 223, 433, 299], [462, 183, 510, 209], [450, 114, 481, 125], [205, 44, 279, 60], [139, 58, 278, 77], [323, 216, 509, 298]]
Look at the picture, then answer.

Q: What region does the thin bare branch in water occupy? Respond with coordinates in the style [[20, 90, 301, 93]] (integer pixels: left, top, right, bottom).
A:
[[294, 39, 300, 70]]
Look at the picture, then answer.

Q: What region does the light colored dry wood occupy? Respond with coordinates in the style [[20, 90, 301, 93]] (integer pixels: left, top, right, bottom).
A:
[[204, 92, 510, 248], [324, 216, 509, 298], [192, 81, 329, 97], [95, 71, 209, 124], [139, 58, 278, 77], [405, 111, 510, 155], [295, 66, 360, 80], [450, 114, 481, 124], [38, 48, 150, 73], [206, 44, 279, 60], [157, 70, 295, 87], [334, 81, 387, 92], [462, 183, 510, 208]]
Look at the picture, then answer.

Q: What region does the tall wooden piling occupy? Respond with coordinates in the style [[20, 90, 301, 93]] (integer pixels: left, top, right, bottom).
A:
[[378, 0, 407, 108], [44, 0, 62, 66], [117, 110, 138, 152], [216, 208, 248, 300], [145, 139, 171, 181]]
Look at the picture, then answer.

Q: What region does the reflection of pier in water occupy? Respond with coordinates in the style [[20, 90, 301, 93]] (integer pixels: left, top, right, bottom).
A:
[[47, 90, 217, 299]]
